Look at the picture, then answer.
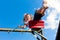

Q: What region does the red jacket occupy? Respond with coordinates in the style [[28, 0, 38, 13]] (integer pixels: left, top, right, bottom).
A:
[[29, 20, 44, 28]]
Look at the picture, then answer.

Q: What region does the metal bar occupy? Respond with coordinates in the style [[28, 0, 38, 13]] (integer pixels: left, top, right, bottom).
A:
[[35, 31, 47, 40], [0, 28, 31, 32], [0, 28, 47, 40]]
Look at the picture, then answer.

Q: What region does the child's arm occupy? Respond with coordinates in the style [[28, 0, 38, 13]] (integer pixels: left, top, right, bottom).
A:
[[37, 0, 48, 15]]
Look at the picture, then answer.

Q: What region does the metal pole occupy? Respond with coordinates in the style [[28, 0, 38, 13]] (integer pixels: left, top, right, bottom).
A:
[[0, 28, 31, 32], [0, 28, 47, 40]]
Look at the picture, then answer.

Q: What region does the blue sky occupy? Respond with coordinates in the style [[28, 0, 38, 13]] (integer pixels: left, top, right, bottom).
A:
[[0, 0, 59, 40]]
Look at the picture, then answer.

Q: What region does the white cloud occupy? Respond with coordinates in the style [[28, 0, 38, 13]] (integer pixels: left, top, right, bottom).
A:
[[44, 0, 60, 30]]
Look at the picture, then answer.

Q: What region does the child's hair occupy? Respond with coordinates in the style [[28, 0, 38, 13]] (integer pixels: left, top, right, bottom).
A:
[[23, 13, 33, 21]]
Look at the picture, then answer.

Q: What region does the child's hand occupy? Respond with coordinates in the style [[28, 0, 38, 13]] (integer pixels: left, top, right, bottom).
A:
[[18, 25, 25, 29], [19, 26, 25, 29]]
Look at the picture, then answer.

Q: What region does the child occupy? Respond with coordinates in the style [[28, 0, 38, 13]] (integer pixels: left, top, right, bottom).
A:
[[20, 0, 48, 40]]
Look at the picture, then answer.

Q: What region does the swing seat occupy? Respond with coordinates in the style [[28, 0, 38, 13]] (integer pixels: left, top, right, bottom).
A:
[[29, 20, 44, 28]]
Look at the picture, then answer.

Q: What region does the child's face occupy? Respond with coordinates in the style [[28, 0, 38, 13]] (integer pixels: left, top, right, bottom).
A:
[[24, 14, 31, 21]]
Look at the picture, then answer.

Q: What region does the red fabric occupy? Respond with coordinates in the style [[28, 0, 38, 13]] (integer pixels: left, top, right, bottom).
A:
[[29, 20, 44, 28]]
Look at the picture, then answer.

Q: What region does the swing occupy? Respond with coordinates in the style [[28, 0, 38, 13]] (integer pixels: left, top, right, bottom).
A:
[[29, 20, 44, 28]]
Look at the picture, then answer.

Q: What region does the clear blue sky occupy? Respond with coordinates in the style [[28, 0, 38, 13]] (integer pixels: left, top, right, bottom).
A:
[[0, 0, 58, 40]]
